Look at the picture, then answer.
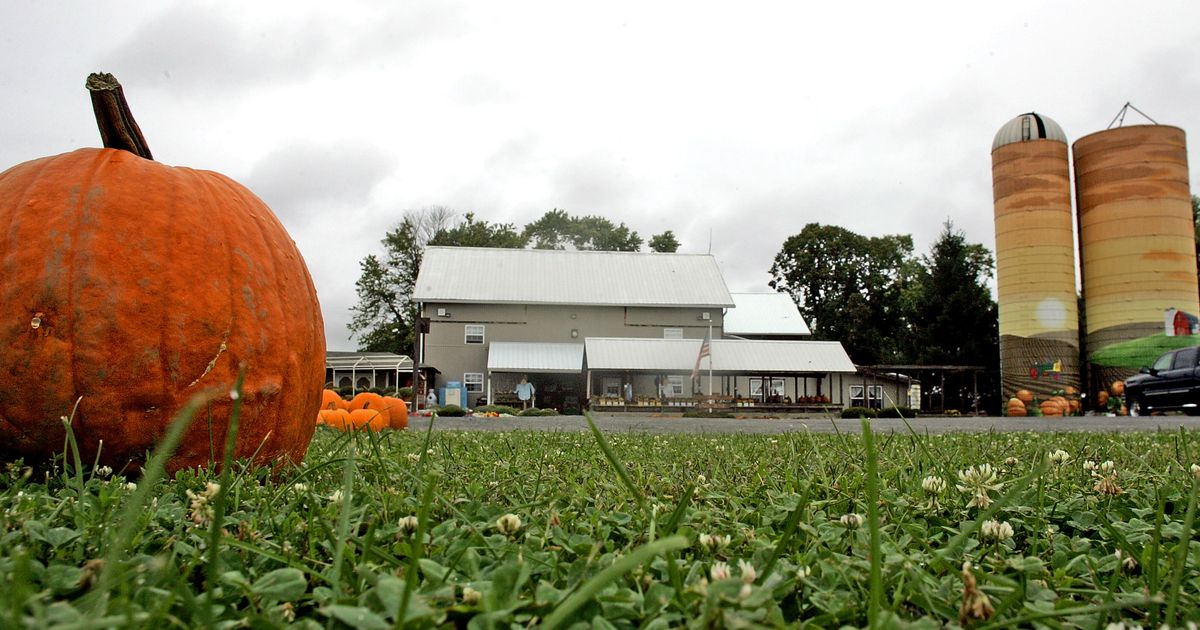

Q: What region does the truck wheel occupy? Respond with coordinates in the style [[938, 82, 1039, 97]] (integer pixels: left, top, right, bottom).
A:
[[1128, 396, 1144, 417]]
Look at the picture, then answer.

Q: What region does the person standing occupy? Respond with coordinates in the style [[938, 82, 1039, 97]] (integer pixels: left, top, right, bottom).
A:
[[514, 375, 536, 409], [623, 381, 634, 405]]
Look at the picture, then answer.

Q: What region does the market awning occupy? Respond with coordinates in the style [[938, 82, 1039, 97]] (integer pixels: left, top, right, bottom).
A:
[[487, 342, 585, 374], [583, 337, 856, 374]]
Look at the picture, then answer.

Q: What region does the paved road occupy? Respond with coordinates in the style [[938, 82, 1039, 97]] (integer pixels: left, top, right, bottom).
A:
[[409, 411, 1200, 435]]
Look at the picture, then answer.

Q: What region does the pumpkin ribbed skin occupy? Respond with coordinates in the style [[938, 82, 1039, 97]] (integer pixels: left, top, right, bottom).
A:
[[0, 148, 325, 471]]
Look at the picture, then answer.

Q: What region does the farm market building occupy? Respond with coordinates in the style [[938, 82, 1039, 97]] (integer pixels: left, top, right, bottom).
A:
[[412, 246, 861, 411]]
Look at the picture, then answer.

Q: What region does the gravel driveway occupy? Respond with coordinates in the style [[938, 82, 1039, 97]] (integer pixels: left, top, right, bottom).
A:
[[408, 411, 1200, 435]]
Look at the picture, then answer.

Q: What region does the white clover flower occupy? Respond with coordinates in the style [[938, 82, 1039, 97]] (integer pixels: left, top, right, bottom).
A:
[[398, 516, 419, 536], [981, 519, 1014, 542], [1048, 449, 1071, 465], [462, 587, 482, 605], [124, 482, 137, 492], [840, 513, 864, 529], [698, 533, 731, 551], [279, 602, 295, 623], [1003, 456, 1019, 467], [921, 476, 947, 495], [1114, 549, 1138, 572], [329, 489, 344, 505], [1099, 460, 1116, 475], [956, 464, 1003, 508], [710, 561, 731, 581], [737, 559, 757, 584], [406, 453, 421, 464], [696, 474, 707, 485], [292, 483, 308, 493], [94, 465, 113, 478], [796, 566, 811, 579], [496, 513, 522, 536], [1190, 463, 1200, 478], [185, 481, 221, 527], [1083, 460, 1098, 473]]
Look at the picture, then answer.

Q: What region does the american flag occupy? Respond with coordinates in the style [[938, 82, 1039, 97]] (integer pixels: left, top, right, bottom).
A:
[[691, 327, 712, 380]]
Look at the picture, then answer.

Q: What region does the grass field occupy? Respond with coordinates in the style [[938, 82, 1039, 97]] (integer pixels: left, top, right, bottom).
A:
[[2, 416, 1200, 628]]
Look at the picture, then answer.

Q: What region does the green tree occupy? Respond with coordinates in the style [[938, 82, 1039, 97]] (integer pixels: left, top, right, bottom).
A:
[[905, 220, 998, 366], [348, 208, 527, 355], [523, 209, 642, 251], [768, 224, 916, 364], [904, 220, 999, 413], [430, 212, 528, 249], [648, 230, 681, 253], [348, 207, 452, 354], [1193, 194, 1199, 291]]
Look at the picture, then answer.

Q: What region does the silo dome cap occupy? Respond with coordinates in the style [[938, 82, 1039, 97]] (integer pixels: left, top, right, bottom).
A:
[[992, 112, 1067, 150]]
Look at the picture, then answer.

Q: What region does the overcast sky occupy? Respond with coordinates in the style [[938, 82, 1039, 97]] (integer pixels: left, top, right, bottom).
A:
[[2, 1, 1198, 350]]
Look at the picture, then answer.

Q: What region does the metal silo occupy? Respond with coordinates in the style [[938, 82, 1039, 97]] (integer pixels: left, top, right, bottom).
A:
[[1073, 124, 1198, 394], [991, 112, 1081, 401]]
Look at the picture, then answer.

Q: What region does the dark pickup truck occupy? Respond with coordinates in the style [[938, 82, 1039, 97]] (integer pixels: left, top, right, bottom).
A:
[[1124, 346, 1200, 416]]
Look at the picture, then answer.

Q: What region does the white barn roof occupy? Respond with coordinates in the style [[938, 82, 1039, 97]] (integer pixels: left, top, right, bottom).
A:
[[414, 247, 734, 307], [724, 293, 811, 336], [487, 342, 585, 373], [584, 337, 854, 374]]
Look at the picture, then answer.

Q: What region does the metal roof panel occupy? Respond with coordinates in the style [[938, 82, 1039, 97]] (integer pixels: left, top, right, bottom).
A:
[[414, 247, 734, 307], [724, 293, 811, 336]]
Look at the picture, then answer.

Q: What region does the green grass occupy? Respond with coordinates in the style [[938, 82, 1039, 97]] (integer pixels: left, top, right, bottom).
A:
[[1089, 332, 1200, 368], [2, 422, 1200, 627]]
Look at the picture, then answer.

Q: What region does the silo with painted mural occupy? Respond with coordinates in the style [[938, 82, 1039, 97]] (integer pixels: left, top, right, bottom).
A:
[[991, 112, 1081, 401], [1073, 123, 1198, 395]]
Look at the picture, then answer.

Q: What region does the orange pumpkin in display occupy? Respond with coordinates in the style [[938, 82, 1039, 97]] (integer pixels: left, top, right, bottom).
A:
[[1015, 389, 1034, 404], [1110, 380, 1125, 396], [321, 389, 343, 411], [383, 396, 409, 429], [318, 409, 352, 431], [347, 408, 388, 432], [0, 74, 324, 471], [1039, 400, 1064, 416], [1006, 398, 1027, 417]]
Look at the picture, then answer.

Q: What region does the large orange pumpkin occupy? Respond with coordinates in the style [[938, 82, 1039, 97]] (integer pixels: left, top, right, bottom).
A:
[[0, 74, 324, 472], [1006, 398, 1026, 417]]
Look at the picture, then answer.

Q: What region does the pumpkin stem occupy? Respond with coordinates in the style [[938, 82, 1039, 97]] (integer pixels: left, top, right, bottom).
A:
[[86, 72, 153, 160]]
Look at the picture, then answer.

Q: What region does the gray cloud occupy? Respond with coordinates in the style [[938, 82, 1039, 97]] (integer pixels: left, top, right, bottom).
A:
[[245, 140, 397, 221], [101, 7, 331, 91]]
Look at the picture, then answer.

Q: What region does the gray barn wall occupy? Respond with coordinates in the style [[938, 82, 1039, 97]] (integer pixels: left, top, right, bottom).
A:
[[421, 302, 724, 390]]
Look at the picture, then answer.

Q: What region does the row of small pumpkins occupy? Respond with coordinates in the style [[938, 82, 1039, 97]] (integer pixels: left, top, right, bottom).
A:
[[316, 390, 409, 431], [1006, 394, 1080, 417], [1005, 381, 1126, 417]]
